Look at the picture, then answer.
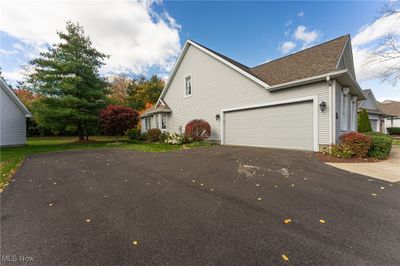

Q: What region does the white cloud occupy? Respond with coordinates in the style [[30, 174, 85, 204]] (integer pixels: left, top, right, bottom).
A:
[[353, 12, 400, 47], [0, 0, 182, 79], [279, 41, 296, 54], [0, 48, 17, 56], [352, 12, 400, 82], [285, 20, 292, 27], [2, 69, 26, 82], [293, 25, 321, 48], [298, 11, 304, 17]]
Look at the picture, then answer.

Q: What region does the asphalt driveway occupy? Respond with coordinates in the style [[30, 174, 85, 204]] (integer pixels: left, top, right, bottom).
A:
[[1, 146, 400, 265]]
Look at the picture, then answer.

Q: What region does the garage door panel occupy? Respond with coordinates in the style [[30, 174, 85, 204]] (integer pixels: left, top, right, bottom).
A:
[[224, 101, 314, 151]]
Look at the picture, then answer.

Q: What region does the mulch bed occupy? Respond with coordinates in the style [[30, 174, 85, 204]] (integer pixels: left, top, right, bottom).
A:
[[316, 153, 382, 163]]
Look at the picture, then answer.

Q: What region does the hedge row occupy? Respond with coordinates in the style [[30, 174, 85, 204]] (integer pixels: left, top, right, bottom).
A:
[[387, 127, 400, 135]]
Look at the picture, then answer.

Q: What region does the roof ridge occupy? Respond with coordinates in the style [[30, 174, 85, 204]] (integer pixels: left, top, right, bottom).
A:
[[188, 39, 250, 69], [250, 34, 350, 70]]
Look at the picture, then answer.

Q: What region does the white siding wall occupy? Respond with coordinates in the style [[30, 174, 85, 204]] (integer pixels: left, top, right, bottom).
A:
[[385, 117, 400, 133], [0, 87, 27, 146], [162, 45, 331, 145]]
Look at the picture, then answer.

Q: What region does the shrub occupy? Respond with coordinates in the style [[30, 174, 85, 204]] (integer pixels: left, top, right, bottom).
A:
[[358, 109, 372, 133], [387, 127, 400, 135], [126, 128, 141, 140], [340, 131, 372, 158], [330, 144, 353, 159], [147, 128, 161, 142], [99, 105, 139, 139], [365, 132, 392, 159], [185, 119, 211, 141], [164, 133, 185, 145]]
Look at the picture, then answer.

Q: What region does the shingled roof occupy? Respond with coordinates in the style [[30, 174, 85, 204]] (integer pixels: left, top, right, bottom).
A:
[[379, 101, 400, 117], [250, 35, 350, 85]]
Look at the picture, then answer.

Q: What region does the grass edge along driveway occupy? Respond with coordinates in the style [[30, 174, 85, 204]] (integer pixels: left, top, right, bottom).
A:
[[0, 136, 209, 190]]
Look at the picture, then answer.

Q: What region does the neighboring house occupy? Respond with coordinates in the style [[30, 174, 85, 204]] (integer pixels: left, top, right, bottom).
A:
[[141, 35, 365, 151], [0, 78, 32, 147], [357, 89, 385, 132], [379, 100, 400, 133]]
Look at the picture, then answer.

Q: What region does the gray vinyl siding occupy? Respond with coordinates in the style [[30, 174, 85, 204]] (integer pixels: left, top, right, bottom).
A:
[[162, 44, 331, 145], [0, 86, 27, 146], [359, 92, 380, 111], [335, 81, 358, 143], [337, 42, 356, 80]]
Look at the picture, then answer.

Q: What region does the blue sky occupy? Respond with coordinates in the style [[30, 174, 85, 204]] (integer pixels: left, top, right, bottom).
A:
[[1, 0, 399, 101]]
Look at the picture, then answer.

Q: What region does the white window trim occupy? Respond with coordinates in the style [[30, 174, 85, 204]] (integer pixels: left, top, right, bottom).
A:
[[184, 74, 192, 98], [220, 95, 319, 152], [155, 114, 159, 129], [145, 117, 152, 130], [161, 114, 167, 130]]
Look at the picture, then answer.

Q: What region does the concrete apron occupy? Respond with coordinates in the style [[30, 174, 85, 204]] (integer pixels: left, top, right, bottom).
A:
[[326, 145, 400, 183]]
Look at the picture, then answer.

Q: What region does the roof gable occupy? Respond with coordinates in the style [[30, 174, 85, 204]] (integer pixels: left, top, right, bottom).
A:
[[249, 35, 350, 85], [0, 78, 32, 117], [358, 89, 381, 112], [157, 40, 269, 104]]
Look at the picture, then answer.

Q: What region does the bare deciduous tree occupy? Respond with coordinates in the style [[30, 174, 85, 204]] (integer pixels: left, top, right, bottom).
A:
[[368, 2, 400, 85]]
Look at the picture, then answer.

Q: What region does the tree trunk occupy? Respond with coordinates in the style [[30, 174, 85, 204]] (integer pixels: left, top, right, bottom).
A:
[[85, 122, 89, 141], [78, 123, 84, 141]]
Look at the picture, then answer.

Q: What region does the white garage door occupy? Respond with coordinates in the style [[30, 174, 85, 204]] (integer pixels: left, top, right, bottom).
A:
[[223, 101, 314, 151]]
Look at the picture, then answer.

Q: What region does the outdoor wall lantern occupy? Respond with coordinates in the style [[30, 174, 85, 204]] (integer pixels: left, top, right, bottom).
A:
[[215, 114, 221, 120], [319, 101, 327, 112]]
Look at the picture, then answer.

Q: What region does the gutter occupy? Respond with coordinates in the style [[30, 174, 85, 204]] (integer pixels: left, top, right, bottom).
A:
[[267, 69, 365, 100]]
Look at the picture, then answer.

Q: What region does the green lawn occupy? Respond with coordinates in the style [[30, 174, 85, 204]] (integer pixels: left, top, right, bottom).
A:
[[0, 136, 206, 189], [393, 139, 400, 145]]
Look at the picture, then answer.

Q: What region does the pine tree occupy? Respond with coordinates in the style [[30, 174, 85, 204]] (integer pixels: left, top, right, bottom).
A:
[[28, 21, 108, 140], [358, 109, 373, 133]]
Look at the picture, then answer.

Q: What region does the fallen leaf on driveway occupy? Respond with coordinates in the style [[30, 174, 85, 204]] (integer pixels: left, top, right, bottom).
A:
[[86, 219, 91, 223], [256, 184, 260, 187], [303, 177, 308, 180], [284, 219, 292, 224], [48, 203, 53, 207], [192, 180, 196, 183], [133, 240, 139, 245], [210, 188, 214, 191], [200, 183, 204, 186], [274, 185, 278, 188], [257, 197, 262, 201], [282, 254, 289, 261], [380, 186, 385, 190], [371, 193, 377, 196], [291, 184, 295, 187], [53, 182, 57, 185], [367, 179, 373, 182], [319, 219, 326, 224]]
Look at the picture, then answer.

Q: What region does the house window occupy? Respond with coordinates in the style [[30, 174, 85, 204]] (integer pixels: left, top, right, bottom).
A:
[[161, 114, 167, 130], [145, 117, 152, 130], [155, 114, 159, 129], [185, 75, 192, 97]]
